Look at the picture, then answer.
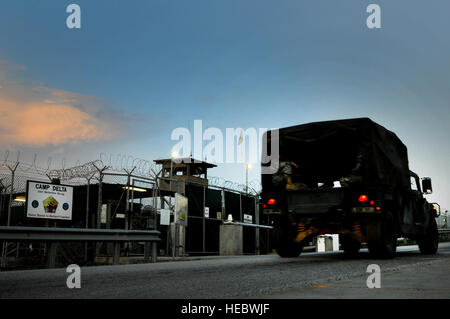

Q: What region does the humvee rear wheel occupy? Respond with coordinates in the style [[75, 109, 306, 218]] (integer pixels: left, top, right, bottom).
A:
[[272, 216, 303, 258], [417, 216, 438, 254], [341, 236, 361, 257], [366, 211, 397, 259]]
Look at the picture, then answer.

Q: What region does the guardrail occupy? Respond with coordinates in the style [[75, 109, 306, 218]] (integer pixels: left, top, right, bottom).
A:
[[438, 229, 450, 241], [223, 221, 274, 230], [0, 226, 161, 268]]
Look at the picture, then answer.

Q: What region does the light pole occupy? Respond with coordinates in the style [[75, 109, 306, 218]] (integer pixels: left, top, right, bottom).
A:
[[245, 163, 252, 194], [170, 151, 178, 257]]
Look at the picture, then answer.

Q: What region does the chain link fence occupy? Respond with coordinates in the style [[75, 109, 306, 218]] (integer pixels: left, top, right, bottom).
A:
[[0, 155, 265, 266]]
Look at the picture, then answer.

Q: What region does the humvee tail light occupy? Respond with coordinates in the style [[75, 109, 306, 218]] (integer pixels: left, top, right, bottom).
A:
[[358, 195, 368, 202], [376, 206, 381, 211], [369, 200, 375, 205], [263, 204, 267, 208], [268, 198, 276, 205]]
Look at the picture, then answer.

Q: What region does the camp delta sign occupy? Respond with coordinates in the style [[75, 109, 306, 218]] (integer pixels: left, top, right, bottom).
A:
[[26, 181, 74, 220]]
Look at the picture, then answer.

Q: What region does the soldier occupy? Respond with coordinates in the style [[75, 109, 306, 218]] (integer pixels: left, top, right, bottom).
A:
[[340, 144, 364, 187], [272, 159, 308, 191]]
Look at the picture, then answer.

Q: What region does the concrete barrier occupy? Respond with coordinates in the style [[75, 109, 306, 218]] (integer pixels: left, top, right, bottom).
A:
[[219, 224, 243, 255]]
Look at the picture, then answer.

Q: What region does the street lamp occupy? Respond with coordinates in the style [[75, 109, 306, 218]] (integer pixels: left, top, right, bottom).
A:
[[169, 150, 180, 257], [245, 163, 252, 194]]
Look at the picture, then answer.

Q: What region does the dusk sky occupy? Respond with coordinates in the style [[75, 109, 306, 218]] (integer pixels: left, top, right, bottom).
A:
[[0, 1, 449, 209]]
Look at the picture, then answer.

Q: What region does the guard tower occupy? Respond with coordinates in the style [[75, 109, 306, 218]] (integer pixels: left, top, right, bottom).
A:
[[153, 157, 217, 194]]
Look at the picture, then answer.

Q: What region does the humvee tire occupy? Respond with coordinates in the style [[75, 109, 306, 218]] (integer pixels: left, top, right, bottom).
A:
[[272, 216, 303, 258], [341, 235, 361, 257], [366, 210, 397, 259], [417, 216, 439, 254]]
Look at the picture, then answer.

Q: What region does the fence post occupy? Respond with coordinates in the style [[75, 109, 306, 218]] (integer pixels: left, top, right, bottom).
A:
[[203, 185, 206, 253], [2, 163, 19, 269], [254, 196, 260, 255], [92, 163, 110, 229], [47, 242, 57, 268], [221, 188, 225, 220], [144, 243, 150, 262], [151, 241, 157, 263], [113, 242, 120, 265], [85, 177, 91, 262], [1, 243, 7, 268], [239, 193, 242, 222], [7, 163, 19, 226]]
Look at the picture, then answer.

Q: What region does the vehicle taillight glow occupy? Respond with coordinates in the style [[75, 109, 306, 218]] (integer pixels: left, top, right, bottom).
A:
[[358, 195, 368, 202], [369, 200, 375, 205], [376, 206, 381, 211], [263, 204, 267, 208], [268, 198, 276, 205]]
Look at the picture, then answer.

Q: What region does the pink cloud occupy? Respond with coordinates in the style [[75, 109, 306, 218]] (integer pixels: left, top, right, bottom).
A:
[[0, 96, 114, 147], [0, 60, 128, 148]]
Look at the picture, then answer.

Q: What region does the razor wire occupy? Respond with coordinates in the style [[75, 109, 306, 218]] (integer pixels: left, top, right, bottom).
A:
[[47, 160, 103, 181], [99, 153, 158, 178], [207, 176, 261, 196], [0, 152, 261, 198]]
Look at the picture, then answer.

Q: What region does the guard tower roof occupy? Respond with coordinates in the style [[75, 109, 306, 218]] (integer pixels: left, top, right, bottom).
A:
[[153, 157, 217, 168]]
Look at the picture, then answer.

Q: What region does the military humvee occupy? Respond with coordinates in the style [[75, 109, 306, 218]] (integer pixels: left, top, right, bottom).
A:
[[262, 118, 439, 258]]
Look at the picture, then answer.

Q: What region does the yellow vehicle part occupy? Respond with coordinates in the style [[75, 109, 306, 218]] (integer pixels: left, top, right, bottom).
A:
[[294, 223, 367, 244]]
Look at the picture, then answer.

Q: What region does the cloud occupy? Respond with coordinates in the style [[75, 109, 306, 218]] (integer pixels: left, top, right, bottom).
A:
[[0, 60, 26, 85], [0, 61, 120, 147], [0, 98, 113, 146]]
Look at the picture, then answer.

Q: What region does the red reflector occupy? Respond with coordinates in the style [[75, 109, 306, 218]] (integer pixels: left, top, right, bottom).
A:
[[358, 195, 368, 202], [369, 200, 375, 205], [376, 206, 381, 211], [268, 198, 276, 205]]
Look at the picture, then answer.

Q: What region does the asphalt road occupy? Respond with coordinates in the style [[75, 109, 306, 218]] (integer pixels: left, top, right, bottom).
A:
[[1, 242, 450, 299]]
